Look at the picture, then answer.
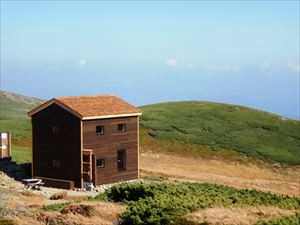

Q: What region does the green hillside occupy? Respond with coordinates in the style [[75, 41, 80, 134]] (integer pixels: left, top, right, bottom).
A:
[[0, 91, 43, 162], [0, 91, 299, 165], [0, 90, 44, 120], [140, 101, 300, 165]]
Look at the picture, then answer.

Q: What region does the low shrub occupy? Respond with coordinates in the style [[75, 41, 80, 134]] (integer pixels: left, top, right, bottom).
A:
[[50, 191, 67, 200], [0, 218, 15, 225], [41, 202, 70, 211], [93, 182, 300, 225], [255, 212, 300, 225], [60, 204, 96, 217]]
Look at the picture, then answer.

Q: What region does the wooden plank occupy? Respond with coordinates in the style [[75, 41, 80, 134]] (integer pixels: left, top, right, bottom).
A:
[[35, 176, 74, 190], [82, 116, 139, 185]]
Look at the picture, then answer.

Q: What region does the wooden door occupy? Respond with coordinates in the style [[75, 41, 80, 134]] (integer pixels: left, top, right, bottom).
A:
[[82, 153, 92, 182], [82, 150, 96, 186], [0, 132, 10, 159]]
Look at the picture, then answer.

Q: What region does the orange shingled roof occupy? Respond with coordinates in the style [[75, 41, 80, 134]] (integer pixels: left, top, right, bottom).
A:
[[55, 95, 142, 117], [28, 95, 142, 119]]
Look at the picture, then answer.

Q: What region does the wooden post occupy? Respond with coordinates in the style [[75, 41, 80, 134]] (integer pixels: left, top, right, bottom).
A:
[[0, 133, 2, 158], [8, 132, 11, 158]]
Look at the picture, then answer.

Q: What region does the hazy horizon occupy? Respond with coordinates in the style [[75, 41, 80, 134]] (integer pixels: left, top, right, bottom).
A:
[[1, 1, 299, 119]]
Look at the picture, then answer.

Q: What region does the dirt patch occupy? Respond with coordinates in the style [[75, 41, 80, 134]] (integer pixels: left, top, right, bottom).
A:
[[2, 198, 125, 225], [35, 202, 125, 225], [140, 152, 300, 196], [182, 206, 296, 225]]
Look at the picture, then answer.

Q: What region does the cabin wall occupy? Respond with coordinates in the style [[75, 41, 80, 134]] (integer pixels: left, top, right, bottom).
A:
[[82, 117, 138, 185], [32, 104, 81, 188]]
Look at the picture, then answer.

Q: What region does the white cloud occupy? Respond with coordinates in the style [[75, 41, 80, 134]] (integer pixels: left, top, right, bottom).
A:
[[79, 59, 87, 66], [166, 58, 178, 67], [261, 62, 271, 70], [185, 64, 195, 69], [206, 65, 241, 72], [287, 63, 300, 73]]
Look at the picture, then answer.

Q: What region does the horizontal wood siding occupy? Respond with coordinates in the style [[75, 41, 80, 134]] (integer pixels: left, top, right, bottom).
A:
[[83, 117, 138, 185], [32, 104, 81, 188]]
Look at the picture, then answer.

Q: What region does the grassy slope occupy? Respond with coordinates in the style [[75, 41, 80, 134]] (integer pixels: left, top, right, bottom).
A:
[[0, 118, 31, 146], [0, 91, 42, 163], [0, 90, 44, 119], [1, 90, 299, 165], [140, 101, 300, 165]]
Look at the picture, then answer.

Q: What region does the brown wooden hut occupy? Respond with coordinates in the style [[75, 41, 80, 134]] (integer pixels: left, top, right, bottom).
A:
[[28, 95, 142, 189]]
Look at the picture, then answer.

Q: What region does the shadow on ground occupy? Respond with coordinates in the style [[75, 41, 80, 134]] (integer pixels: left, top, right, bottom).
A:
[[0, 161, 31, 181]]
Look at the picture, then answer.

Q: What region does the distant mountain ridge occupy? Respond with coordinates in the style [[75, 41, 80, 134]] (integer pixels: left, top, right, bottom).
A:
[[0, 90, 44, 120]]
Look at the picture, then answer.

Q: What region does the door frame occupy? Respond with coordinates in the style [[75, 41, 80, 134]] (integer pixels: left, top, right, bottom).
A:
[[91, 153, 97, 186]]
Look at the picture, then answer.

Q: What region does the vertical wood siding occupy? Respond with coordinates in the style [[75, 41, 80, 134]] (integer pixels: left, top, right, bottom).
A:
[[82, 117, 138, 185], [32, 104, 81, 188]]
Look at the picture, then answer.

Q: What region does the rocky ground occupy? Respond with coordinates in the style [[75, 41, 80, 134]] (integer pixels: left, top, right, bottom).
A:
[[0, 161, 125, 225], [0, 152, 299, 225]]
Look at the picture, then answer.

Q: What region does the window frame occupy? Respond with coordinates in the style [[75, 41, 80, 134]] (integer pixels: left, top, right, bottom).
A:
[[117, 149, 127, 170], [96, 125, 104, 135], [53, 159, 61, 168], [117, 123, 126, 133], [96, 158, 105, 168], [52, 126, 60, 135]]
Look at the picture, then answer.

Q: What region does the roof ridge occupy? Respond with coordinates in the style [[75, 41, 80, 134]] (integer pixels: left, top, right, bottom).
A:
[[56, 94, 115, 99]]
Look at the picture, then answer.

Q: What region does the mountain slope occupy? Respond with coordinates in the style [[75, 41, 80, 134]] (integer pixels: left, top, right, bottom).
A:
[[0, 91, 299, 165], [140, 101, 300, 165], [0, 90, 44, 147], [0, 90, 44, 119]]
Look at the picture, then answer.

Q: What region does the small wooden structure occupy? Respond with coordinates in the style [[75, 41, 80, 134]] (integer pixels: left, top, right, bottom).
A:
[[0, 132, 11, 160], [28, 95, 142, 189]]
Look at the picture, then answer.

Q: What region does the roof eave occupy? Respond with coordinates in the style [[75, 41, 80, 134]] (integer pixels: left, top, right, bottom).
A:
[[81, 113, 142, 120], [27, 98, 83, 119]]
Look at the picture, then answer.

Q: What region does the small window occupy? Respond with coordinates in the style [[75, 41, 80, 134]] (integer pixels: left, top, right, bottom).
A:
[[53, 159, 60, 168], [96, 158, 105, 168], [52, 126, 60, 135], [117, 123, 126, 132], [96, 125, 104, 135], [117, 149, 127, 170]]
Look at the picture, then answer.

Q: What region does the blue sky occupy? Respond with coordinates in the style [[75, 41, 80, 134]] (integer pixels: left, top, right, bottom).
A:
[[1, 1, 299, 119]]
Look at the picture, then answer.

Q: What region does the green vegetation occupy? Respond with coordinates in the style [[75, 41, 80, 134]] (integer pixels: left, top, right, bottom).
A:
[[0, 90, 43, 120], [0, 91, 35, 163], [0, 118, 31, 146], [0, 218, 14, 225], [1, 90, 299, 165], [41, 202, 70, 212], [0, 118, 32, 164], [93, 182, 300, 225], [11, 146, 31, 163], [140, 101, 300, 165], [255, 213, 300, 225]]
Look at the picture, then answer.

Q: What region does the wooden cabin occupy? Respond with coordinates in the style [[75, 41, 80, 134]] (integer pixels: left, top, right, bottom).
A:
[[0, 132, 11, 161], [28, 95, 142, 189]]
